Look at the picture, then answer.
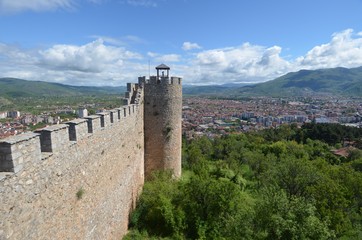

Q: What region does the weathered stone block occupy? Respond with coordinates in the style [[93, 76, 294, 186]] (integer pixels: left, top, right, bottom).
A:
[[35, 124, 69, 153], [84, 115, 102, 133], [97, 112, 111, 128], [66, 118, 88, 141], [109, 110, 117, 123], [0, 133, 41, 172]]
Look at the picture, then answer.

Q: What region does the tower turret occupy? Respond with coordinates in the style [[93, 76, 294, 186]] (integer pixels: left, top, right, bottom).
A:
[[144, 64, 182, 178]]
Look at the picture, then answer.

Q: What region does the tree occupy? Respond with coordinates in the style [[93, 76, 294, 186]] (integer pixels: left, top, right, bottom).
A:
[[254, 187, 334, 240], [129, 171, 186, 238], [181, 175, 254, 239]]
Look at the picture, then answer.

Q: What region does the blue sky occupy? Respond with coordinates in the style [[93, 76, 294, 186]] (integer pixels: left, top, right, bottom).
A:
[[1, 0, 362, 86]]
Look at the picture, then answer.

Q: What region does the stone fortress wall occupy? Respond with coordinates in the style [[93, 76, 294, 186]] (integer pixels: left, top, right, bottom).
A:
[[0, 82, 145, 239]]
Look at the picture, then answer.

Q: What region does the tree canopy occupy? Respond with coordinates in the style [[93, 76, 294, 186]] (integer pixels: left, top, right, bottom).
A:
[[125, 124, 362, 239]]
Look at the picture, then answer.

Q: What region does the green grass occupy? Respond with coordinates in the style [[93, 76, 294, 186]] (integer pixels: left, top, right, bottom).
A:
[[76, 187, 85, 200]]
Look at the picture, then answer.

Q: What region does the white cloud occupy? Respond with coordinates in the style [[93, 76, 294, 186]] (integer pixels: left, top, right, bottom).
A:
[[0, 0, 74, 13], [147, 52, 158, 58], [146, 52, 180, 63], [89, 36, 125, 46], [0, 43, 37, 64], [182, 42, 202, 51], [39, 39, 142, 73], [189, 43, 291, 84], [0, 39, 145, 86], [122, 35, 147, 44], [296, 29, 362, 69], [183, 29, 362, 84], [89, 35, 147, 47], [155, 54, 180, 63], [196, 49, 226, 66], [1, 29, 362, 86]]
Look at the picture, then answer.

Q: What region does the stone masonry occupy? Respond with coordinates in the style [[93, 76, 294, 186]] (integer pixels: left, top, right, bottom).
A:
[[143, 74, 182, 178], [0, 65, 182, 240]]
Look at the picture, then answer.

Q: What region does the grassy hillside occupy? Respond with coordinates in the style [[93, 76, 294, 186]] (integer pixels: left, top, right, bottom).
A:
[[235, 66, 362, 97], [0, 78, 124, 98]]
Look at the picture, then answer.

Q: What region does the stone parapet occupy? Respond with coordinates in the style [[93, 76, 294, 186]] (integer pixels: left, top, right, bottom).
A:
[[66, 118, 89, 141], [84, 115, 102, 133], [0, 82, 145, 240], [0, 133, 41, 173], [35, 124, 69, 153], [0, 71, 174, 239], [96, 111, 111, 128], [109, 109, 117, 123]]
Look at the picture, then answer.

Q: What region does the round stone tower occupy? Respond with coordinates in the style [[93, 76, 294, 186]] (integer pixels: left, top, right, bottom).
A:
[[144, 64, 182, 178]]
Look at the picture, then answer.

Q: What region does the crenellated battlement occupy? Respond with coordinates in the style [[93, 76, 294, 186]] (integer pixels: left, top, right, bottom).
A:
[[0, 132, 41, 174], [0, 85, 142, 177], [0, 64, 180, 240], [0, 81, 145, 239], [144, 75, 182, 85]]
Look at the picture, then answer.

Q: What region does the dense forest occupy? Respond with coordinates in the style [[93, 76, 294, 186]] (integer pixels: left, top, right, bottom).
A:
[[124, 123, 362, 239]]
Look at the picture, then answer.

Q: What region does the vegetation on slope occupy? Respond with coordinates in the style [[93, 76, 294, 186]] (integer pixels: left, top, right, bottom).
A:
[[235, 66, 362, 97], [0, 78, 126, 114], [0, 78, 124, 98], [125, 124, 362, 239]]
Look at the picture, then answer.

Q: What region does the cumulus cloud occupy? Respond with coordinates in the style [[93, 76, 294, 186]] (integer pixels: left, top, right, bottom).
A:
[[39, 39, 141, 73], [296, 29, 362, 69], [196, 49, 226, 66], [0, 39, 145, 86], [182, 42, 202, 51], [189, 43, 291, 84], [183, 29, 362, 84], [0, 0, 74, 13], [1, 29, 362, 86]]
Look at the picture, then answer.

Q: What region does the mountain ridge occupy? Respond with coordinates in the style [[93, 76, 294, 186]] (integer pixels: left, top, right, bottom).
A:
[[1, 66, 362, 98], [0, 78, 124, 98], [235, 66, 362, 97]]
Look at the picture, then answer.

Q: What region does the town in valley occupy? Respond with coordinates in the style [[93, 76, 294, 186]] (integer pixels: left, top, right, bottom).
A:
[[1, 95, 361, 140]]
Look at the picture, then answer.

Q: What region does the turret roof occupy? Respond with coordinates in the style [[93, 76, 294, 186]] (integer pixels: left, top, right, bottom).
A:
[[155, 64, 170, 70]]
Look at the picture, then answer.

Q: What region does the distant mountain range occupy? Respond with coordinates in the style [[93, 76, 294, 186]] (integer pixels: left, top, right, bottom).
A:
[[234, 66, 362, 97], [0, 78, 124, 98], [182, 83, 250, 95], [1, 66, 361, 98]]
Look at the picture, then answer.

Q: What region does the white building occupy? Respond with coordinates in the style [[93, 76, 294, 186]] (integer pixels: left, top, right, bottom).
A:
[[78, 108, 88, 118], [0, 112, 7, 119]]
